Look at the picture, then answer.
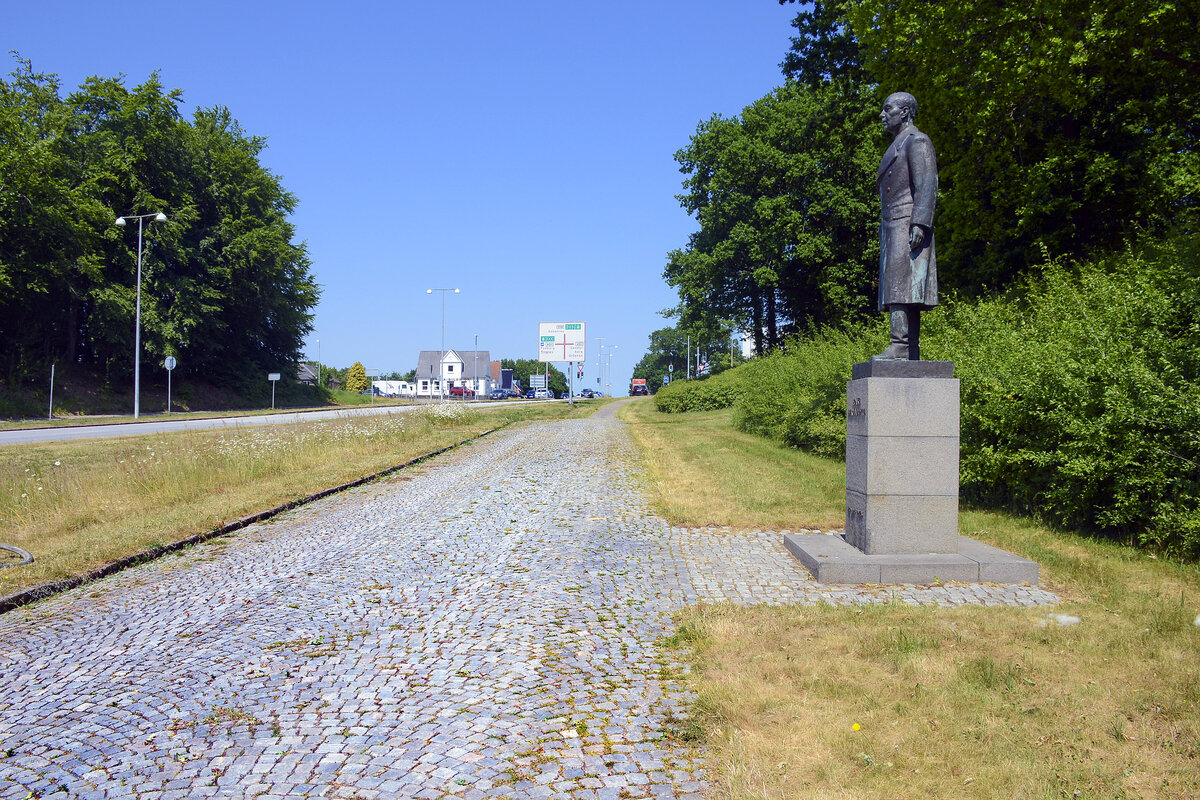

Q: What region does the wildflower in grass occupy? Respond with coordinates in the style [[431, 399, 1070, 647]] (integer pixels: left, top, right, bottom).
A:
[[852, 723, 861, 731]]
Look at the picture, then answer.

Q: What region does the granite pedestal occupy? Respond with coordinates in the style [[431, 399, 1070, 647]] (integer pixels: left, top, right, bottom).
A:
[[785, 360, 1039, 585]]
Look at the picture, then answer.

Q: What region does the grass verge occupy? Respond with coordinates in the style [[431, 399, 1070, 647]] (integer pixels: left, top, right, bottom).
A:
[[619, 400, 844, 529], [0, 399, 603, 599], [620, 398, 1200, 800]]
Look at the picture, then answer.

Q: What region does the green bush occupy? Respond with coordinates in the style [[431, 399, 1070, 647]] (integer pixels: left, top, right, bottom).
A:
[[932, 236, 1200, 556], [658, 233, 1200, 557], [653, 369, 747, 413], [733, 326, 886, 458]]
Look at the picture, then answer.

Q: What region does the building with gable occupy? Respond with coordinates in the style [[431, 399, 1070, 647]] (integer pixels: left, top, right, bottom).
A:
[[414, 350, 493, 398]]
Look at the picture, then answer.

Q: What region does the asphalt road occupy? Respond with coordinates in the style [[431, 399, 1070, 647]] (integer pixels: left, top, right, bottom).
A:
[[0, 401, 529, 445]]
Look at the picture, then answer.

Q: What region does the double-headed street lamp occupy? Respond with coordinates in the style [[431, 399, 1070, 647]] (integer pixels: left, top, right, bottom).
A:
[[427, 287, 460, 401], [115, 211, 168, 419]]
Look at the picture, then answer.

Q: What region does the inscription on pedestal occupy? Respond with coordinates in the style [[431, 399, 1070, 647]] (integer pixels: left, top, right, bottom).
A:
[[846, 496, 866, 550]]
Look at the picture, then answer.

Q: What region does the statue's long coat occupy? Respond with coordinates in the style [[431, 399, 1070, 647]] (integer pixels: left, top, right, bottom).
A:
[[878, 125, 938, 310]]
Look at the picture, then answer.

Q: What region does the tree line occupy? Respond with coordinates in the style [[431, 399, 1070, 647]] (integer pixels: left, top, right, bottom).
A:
[[663, 0, 1198, 351], [0, 58, 318, 394]]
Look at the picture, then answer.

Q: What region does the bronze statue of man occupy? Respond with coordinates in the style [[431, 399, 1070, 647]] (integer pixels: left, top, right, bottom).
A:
[[874, 91, 938, 361]]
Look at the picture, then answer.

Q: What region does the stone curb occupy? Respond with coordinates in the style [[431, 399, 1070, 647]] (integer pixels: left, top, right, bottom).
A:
[[0, 425, 506, 615]]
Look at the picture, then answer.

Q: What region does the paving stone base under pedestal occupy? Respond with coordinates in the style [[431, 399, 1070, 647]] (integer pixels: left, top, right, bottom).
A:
[[783, 533, 1039, 585]]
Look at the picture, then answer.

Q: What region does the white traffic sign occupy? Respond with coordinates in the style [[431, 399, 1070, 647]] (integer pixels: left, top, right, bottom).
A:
[[164, 356, 177, 371], [538, 322, 586, 362]]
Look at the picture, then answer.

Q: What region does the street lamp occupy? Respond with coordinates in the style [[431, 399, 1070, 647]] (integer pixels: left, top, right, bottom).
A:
[[316, 338, 321, 388], [426, 287, 460, 401], [596, 342, 617, 395], [115, 211, 168, 419], [594, 338, 605, 390]]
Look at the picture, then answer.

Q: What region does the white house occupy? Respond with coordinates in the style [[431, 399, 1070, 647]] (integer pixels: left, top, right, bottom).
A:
[[415, 350, 493, 397]]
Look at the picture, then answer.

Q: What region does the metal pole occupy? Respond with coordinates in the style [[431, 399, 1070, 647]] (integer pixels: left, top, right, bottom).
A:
[[134, 216, 143, 419], [48, 364, 54, 421], [317, 339, 321, 389], [595, 338, 604, 388], [474, 333, 478, 400], [167, 366, 171, 413], [440, 290, 445, 401]]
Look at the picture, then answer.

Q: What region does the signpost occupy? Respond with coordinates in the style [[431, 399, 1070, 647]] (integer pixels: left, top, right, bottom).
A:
[[538, 322, 586, 362], [164, 356, 177, 413], [268, 372, 281, 409], [538, 322, 585, 403], [366, 369, 380, 404]]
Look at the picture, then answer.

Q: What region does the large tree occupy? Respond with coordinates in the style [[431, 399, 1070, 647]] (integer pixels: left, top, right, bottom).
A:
[[666, 79, 879, 351], [632, 320, 739, 394], [500, 359, 568, 397], [777, 0, 1200, 293], [0, 58, 318, 392]]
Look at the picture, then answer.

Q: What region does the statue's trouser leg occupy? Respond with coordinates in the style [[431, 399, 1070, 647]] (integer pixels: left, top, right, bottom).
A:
[[889, 305, 921, 360]]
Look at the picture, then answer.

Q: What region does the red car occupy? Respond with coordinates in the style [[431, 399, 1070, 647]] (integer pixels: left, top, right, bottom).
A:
[[447, 386, 475, 397]]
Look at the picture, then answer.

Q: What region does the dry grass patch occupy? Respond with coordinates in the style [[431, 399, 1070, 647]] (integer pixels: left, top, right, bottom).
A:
[[619, 399, 843, 529], [0, 400, 600, 597], [671, 577, 1200, 800], [622, 399, 1200, 799]]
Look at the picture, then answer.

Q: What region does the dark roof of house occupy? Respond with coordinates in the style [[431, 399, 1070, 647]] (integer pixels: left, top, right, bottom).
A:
[[297, 363, 318, 381]]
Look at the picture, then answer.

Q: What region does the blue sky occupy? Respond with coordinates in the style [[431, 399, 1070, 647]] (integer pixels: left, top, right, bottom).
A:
[[10, 1, 798, 395]]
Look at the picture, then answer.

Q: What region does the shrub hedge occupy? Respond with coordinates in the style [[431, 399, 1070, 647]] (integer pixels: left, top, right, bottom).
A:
[[652, 368, 747, 413], [653, 234, 1200, 557]]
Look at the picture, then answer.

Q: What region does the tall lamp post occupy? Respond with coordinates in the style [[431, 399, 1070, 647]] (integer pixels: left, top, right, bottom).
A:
[[594, 338, 605, 390], [316, 338, 321, 388], [426, 287, 460, 401], [115, 211, 168, 419], [597, 343, 617, 395]]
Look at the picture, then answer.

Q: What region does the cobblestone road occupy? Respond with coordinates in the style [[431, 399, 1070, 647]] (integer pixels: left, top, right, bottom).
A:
[[0, 404, 1055, 799]]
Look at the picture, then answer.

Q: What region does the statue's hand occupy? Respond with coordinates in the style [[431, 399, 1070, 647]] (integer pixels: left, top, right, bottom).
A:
[[909, 224, 927, 249]]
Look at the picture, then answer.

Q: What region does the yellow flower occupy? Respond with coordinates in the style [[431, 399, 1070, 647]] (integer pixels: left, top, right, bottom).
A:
[[852, 723, 861, 731]]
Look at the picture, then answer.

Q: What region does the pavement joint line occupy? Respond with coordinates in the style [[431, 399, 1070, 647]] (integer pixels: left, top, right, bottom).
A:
[[0, 425, 508, 616]]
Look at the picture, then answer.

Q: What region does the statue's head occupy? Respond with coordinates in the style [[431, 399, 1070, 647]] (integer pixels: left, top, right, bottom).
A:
[[881, 92, 917, 136]]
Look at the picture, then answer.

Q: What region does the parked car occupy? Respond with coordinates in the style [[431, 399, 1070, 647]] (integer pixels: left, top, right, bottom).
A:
[[579, 388, 596, 399], [488, 389, 509, 400], [448, 386, 475, 398], [525, 389, 537, 399], [631, 385, 649, 396], [534, 388, 553, 399]]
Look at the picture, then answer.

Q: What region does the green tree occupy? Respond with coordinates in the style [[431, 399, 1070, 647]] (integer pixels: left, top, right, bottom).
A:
[[667, 80, 879, 350], [345, 361, 369, 393], [631, 323, 734, 393], [844, 0, 1200, 290], [500, 359, 567, 397], [0, 57, 318, 396]]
